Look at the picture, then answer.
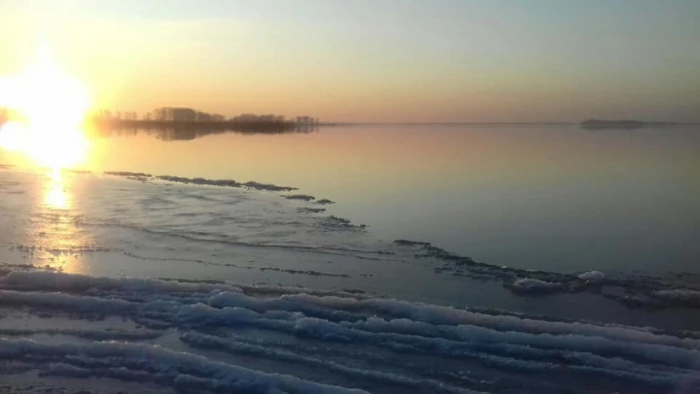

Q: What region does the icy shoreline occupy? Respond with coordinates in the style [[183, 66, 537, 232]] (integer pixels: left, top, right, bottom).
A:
[[2, 166, 700, 316], [2, 165, 700, 392], [2, 269, 700, 393]]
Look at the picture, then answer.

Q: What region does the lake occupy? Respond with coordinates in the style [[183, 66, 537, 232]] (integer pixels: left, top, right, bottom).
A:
[[49, 123, 700, 274], [3, 123, 700, 393]]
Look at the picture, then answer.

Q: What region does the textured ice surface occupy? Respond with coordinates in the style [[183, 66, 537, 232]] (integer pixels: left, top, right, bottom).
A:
[[2, 270, 700, 393], [508, 278, 563, 294], [2, 167, 700, 392], [578, 270, 605, 281]]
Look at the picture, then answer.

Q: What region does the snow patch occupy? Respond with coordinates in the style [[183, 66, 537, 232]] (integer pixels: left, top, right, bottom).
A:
[[578, 270, 605, 281], [508, 278, 563, 294]]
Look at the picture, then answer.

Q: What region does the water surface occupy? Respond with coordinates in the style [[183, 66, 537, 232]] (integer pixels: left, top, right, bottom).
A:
[[43, 124, 700, 274], [2, 126, 700, 393]]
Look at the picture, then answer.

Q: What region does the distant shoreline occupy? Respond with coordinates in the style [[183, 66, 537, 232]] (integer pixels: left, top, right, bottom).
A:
[[580, 119, 699, 130], [1, 118, 698, 129], [89, 120, 579, 128]]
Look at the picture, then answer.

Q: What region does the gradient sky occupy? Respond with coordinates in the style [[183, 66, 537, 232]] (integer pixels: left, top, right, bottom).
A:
[[0, 0, 698, 122]]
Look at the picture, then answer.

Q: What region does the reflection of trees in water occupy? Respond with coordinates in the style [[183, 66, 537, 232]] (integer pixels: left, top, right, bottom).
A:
[[93, 124, 319, 141]]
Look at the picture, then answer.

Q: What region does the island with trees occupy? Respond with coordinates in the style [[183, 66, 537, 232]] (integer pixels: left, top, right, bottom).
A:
[[87, 107, 320, 134]]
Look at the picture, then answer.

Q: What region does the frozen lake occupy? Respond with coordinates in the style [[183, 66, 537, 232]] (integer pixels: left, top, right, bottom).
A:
[[1, 124, 700, 393], [22, 123, 698, 274]]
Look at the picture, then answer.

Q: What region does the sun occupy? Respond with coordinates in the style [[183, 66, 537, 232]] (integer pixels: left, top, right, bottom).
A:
[[0, 48, 90, 171]]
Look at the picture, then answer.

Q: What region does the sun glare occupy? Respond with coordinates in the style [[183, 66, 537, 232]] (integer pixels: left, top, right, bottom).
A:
[[0, 48, 90, 171], [45, 169, 69, 209]]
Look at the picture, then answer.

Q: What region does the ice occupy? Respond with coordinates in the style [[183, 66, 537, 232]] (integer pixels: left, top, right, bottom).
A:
[[180, 332, 477, 394], [508, 278, 563, 293], [0, 338, 366, 394], [3, 168, 699, 316], [653, 289, 700, 306], [578, 270, 605, 281], [1, 269, 699, 392], [264, 293, 700, 349], [2, 168, 700, 392], [105, 172, 299, 192], [0, 270, 242, 294], [0, 288, 135, 313], [283, 194, 316, 201]]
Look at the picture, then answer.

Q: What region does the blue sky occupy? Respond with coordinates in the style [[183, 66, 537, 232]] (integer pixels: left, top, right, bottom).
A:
[[0, 0, 698, 121]]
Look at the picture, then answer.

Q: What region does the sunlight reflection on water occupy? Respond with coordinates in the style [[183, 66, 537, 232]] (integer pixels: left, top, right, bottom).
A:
[[30, 170, 90, 274], [44, 169, 69, 209]]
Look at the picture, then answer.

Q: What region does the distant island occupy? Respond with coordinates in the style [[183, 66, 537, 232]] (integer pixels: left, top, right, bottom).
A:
[[87, 107, 321, 134], [580, 119, 693, 130]]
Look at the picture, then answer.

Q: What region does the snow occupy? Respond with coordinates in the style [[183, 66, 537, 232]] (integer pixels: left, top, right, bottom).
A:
[[0, 338, 366, 394], [2, 168, 700, 393], [578, 270, 605, 281], [509, 278, 563, 293], [1, 269, 699, 392]]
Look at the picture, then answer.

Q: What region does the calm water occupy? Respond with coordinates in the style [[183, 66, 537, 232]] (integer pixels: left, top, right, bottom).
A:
[[5, 124, 700, 274], [3, 124, 700, 394]]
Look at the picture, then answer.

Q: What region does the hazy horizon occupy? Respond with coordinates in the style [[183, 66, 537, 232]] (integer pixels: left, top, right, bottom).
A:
[[1, 0, 698, 123]]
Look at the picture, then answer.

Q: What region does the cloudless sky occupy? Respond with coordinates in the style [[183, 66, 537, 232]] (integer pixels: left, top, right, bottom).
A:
[[0, 0, 698, 122]]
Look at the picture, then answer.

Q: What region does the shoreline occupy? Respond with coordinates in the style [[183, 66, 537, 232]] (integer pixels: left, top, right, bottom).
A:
[[2, 164, 700, 316]]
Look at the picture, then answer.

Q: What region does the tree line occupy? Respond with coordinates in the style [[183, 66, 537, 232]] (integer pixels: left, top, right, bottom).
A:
[[90, 107, 319, 125]]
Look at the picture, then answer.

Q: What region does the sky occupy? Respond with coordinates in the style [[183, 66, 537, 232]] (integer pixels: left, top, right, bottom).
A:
[[0, 0, 698, 122]]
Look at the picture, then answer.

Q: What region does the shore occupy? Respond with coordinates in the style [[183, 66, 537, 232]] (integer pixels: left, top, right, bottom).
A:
[[1, 164, 700, 393]]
